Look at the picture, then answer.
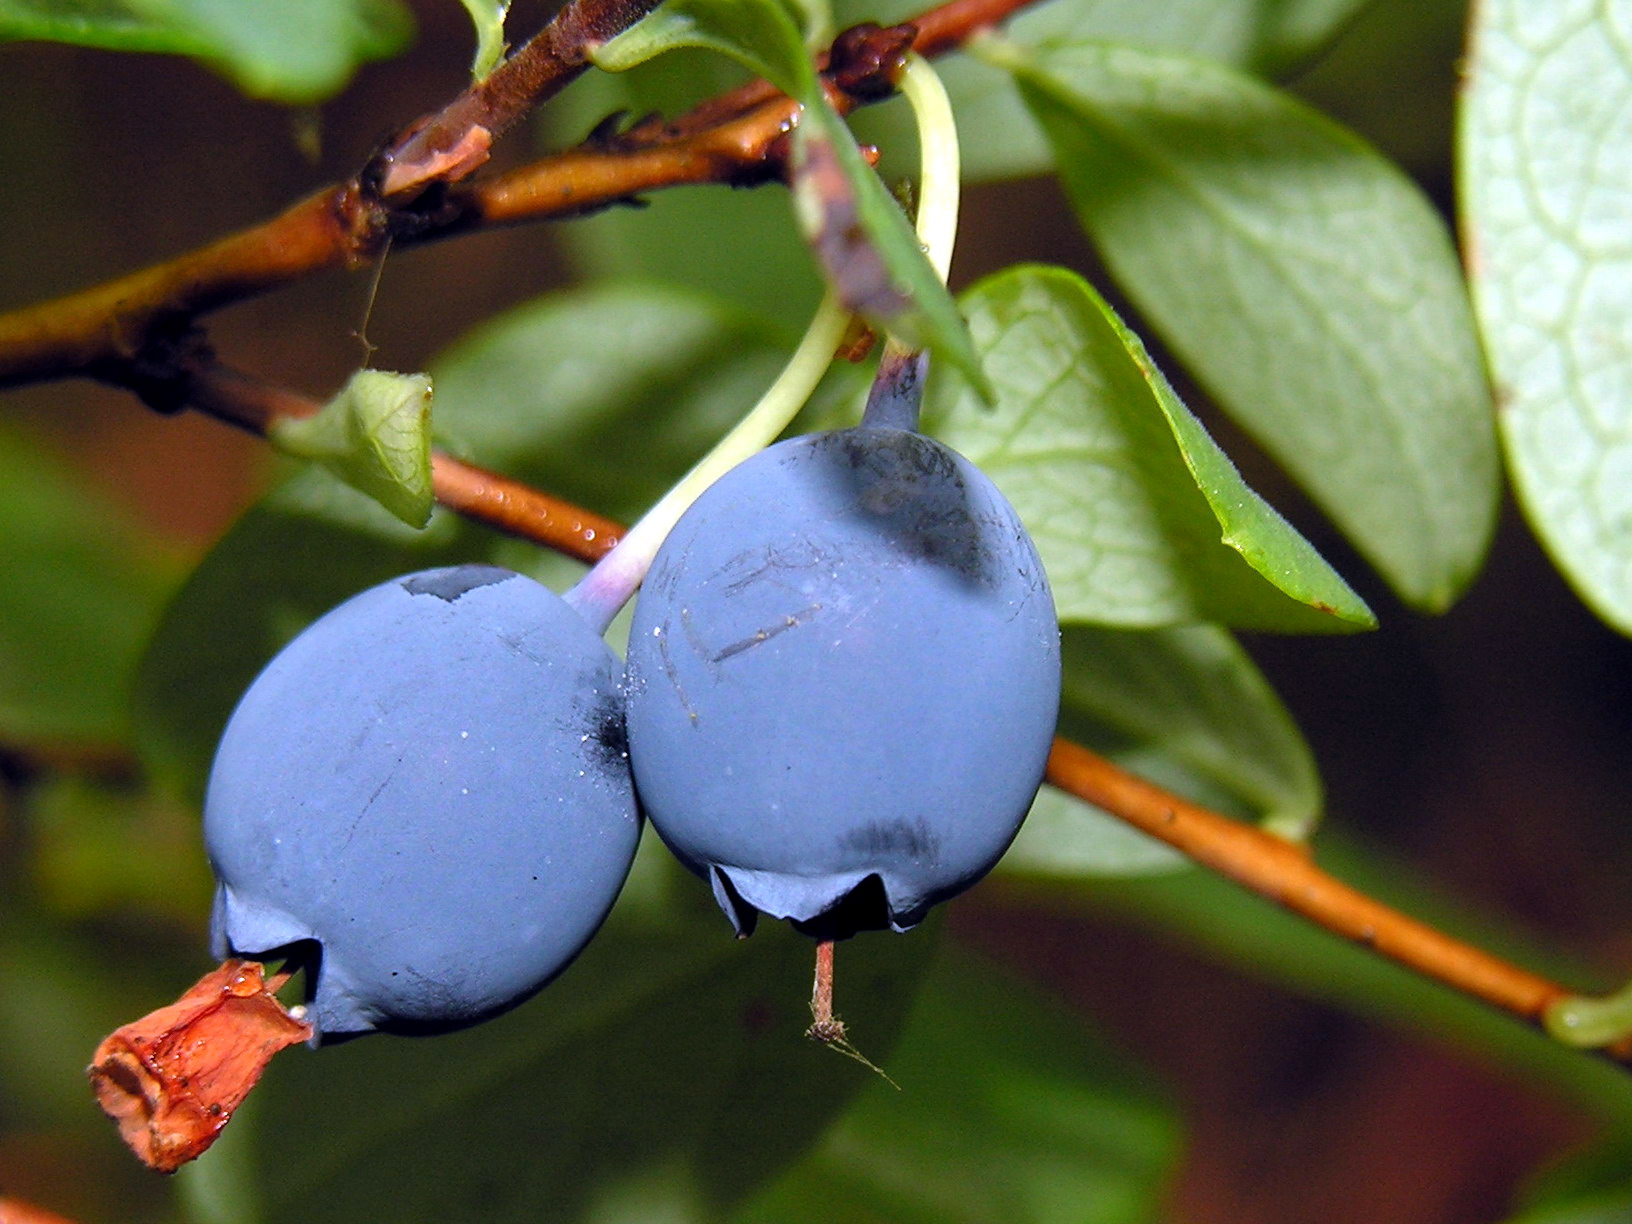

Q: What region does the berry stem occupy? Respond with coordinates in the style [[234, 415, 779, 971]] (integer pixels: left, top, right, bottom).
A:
[[860, 51, 957, 434], [562, 292, 851, 634], [567, 56, 964, 632], [861, 345, 929, 431], [896, 53, 960, 286], [807, 938, 845, 1043]]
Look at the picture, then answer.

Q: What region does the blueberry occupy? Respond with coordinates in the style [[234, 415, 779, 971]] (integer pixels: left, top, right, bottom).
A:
[[624, 429, 1060, 939], [204, 564, 640, 1042]]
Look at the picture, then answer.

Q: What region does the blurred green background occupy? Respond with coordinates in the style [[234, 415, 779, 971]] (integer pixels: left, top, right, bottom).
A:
[[4, 0, 1632, 1221]]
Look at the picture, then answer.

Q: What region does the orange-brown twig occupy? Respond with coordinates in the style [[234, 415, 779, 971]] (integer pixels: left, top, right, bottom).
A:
[[1043, 740, 1582, 1031]]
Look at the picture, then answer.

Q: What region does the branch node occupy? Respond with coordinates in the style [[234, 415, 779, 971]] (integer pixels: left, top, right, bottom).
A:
[[829, 23, 919, 101]]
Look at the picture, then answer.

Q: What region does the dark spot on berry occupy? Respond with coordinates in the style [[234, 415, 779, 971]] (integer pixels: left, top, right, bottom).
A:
[[400, 565, 515, 602], [843, 817, 938, 863], [582, 691, 630, 771]]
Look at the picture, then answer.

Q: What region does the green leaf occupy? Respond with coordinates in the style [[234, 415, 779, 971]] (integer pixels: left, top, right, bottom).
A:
[[0, 0, 414, 102], [0, 0, 208, 52], [24, 774, 213, 924], [0, 0, 207, 52], [1461, 2, 1632, 635], [0, 424, 182, 748], [929, 264, 1373, 632], [198, 848, 933, 1223], [791, 98, 994, 399], [1003, 622, 1321, 879], [458, 0, 510, 80], [270, 369, 434, 529], [431, 281, 804, 518], [592, 0, 817, 96], [1507, 1136, 1632, 1224], [740, 950, 1181, 1224], [839, 0, 1370, 181], [1007, 40, 1499, 611]]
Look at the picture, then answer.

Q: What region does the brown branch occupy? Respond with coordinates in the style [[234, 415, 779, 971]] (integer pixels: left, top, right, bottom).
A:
[[0, 0, 1042, 394], [432, 454, 623, 558], [1044, 740, 1574, 1024], [1, 0, 686, 386], [371, 0, 666, 198], [461, 93, 801, 228], [0, 187, 363, 388]]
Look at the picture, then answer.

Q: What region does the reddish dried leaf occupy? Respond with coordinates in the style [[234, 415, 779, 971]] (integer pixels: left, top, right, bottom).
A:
[[378, 124, 494, 198], [88, 959, 312, 1173]]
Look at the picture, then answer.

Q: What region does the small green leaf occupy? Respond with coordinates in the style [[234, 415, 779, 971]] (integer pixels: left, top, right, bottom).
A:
[[271, 369, 434, 529], [591, 0, 816, 96], [741, 950, 1181, 1224], [0, 0, 415, 102], [1003, 622, 1322, 879], [1007, 40, 1499, 611], [458, 0, 509, 80], [931, 264, 1373, 631], [0, 424, 181, 748], [1461, 2, 1632, 635], [791, 99, 993, 399]]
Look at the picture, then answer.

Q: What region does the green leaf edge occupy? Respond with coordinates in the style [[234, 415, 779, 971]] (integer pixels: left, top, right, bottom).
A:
[[976, 263, 1375, 630], [1001, 38, 1499, 615]]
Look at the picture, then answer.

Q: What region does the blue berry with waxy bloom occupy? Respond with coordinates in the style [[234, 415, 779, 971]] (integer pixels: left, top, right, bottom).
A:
[[204, 564, 640, 1042], [624, 427, 1060, 941]]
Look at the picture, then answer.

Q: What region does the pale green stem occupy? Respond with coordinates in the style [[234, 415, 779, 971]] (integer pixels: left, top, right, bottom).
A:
[[566, 55, 963, 631], [896, 52, 960, 285], [865, 52, 960, 429], [564, 293, 851, 633], [1545, 981, 1632, 1048]]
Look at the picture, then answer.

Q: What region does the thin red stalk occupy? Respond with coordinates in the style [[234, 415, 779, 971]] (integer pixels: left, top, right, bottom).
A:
[[807, 939, 844, 1043]]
